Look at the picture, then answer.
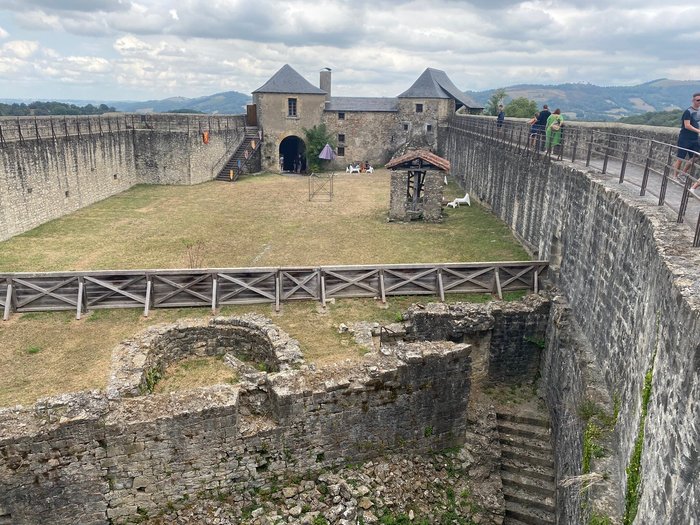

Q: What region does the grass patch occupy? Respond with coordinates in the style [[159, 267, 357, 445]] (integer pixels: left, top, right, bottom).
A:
[[154, 356, 238, 394], [578, 399, 617, 475], [623, 363, 655, 525], [0, 173, 531, 406], [0, 172, 528, 272]]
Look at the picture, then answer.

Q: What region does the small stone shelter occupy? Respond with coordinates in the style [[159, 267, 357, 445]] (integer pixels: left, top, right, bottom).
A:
[[252, 65, 481, 172], [386, 150, 450, 222]]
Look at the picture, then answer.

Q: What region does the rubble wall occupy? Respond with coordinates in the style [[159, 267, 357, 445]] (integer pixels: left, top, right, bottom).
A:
[[0, 342, 471, 525], [443, 127, 700, 524], [405, 294, 550, 384]]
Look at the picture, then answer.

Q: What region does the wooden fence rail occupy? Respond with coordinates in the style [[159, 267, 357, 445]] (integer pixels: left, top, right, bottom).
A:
[[1, 261, 548, 320]]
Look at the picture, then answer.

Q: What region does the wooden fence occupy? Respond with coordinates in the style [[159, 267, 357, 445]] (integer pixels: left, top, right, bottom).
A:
[[1, 261, 547, 320]]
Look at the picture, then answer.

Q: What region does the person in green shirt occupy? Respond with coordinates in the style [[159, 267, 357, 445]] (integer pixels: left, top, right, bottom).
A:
[[545, 109, 564, 152]]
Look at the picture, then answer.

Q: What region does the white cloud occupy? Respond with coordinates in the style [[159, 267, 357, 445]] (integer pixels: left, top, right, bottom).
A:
[[1, 40, 40, 58], [1, 0, 700, 100]]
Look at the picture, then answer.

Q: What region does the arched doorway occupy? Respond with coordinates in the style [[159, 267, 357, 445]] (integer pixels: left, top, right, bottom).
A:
[[279, 136, 306, 173]]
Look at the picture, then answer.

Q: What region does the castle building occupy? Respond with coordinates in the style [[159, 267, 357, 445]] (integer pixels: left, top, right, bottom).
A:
[[252, 65, 482, 171]]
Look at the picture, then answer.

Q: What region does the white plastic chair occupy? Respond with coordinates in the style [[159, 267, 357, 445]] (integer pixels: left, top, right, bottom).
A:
[[447, 192, 470, 208]]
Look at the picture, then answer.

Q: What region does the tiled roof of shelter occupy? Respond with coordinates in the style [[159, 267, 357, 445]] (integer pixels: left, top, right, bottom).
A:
[[325, 97, 398, 112], [385, 149, 451, 172], [253, 64, 326, 95], [398, 68, 482, 110]]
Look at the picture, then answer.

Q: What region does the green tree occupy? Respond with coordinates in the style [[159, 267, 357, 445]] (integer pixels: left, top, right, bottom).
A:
[[484, 88, 507, 116], [505, 97, 538, 118], [303, 124, 336, 173], [619, 109, 682, 127], [0, 101, 116, 116]]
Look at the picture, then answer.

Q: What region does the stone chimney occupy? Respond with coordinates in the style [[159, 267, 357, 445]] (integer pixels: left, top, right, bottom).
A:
[[320, 67, 331, 103]]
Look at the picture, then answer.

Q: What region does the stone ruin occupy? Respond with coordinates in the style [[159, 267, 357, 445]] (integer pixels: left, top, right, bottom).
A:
[[0, 295, 552, 524]]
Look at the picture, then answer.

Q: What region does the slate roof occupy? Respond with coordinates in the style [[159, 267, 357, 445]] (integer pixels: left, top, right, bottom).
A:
[[398, 68, 482, 110], [385, 149, 451, 172], [325, 97, 398, 112], [253, 64, 326, 95]]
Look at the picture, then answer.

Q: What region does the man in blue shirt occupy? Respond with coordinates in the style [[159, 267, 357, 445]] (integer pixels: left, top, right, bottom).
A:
[[673, 93, 700, 180], [497, 105, 505, 129], [535, 104, 551, 151]]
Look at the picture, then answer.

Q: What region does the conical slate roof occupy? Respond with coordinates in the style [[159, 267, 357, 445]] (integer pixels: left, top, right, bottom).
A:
[[253, 64, 326, 95], [398, 68, 480, 110]]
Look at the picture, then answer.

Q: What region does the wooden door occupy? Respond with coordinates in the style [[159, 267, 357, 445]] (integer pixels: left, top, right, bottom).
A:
[[246, 105, 257, 127]]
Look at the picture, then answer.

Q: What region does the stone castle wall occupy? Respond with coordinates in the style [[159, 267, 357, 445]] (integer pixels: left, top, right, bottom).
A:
[[0, 115, 246, 241], [254, 92, 326, 172], [443, 126, 700, 524], [321, 111, 401, 168], [404, 294, 551, 385], [0, 340, 471, 525]]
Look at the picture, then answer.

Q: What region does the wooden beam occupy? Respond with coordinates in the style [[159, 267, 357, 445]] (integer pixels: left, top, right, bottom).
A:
[[76, 277, 84, 320], [495, 268, 502, 299], [84, 275, 147, 306], [144, 276, 152, 317], [3, 281, 12, 321], [275, 272, 281, 312], [320, 270, 326, 308], [212, 275, 218, 313], [379, 269, 386, 304], [437, 268, 445, 302]]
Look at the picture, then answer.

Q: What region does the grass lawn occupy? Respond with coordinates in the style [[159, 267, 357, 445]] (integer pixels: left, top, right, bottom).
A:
[[0, 170, 530, 407]]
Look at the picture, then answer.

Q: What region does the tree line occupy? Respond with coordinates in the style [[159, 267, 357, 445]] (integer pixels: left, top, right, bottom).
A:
[[0, 101, 116, 117]]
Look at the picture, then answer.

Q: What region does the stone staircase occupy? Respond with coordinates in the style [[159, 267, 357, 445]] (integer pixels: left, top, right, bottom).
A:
[[497, 411, 556, 525], [216, 127, 260, 181]]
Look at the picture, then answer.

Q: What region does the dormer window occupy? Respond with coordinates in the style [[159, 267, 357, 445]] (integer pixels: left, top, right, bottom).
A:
[[288, 98, 298, 117]]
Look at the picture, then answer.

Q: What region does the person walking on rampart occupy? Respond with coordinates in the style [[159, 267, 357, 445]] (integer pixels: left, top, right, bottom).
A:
[[496, 105, 505, 131], [545, 109, 564, 153], [535, 104, 551, 151], [528, 112, 539, 148], [672, 93, 700, 181]]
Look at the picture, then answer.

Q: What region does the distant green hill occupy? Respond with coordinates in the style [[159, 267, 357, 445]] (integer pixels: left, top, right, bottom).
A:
[[110, 91, 251, 114], [4, 78, 697, 121], [466, 79, 700, 121]]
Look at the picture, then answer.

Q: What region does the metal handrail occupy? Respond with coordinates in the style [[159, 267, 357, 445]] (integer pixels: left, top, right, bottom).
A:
[[448, 116, 700, 247]]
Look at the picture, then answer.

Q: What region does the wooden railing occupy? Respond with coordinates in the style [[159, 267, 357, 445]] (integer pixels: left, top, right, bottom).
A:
[[0, 261, 548, 320]]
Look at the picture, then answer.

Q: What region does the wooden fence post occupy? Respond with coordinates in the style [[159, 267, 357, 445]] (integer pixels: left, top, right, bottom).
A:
[[211, 274, 218, 313], [144, 275, 152, 317], [494, 268, 502, 299], [76, 276, 85, 320], [3, 279, 13, 321]]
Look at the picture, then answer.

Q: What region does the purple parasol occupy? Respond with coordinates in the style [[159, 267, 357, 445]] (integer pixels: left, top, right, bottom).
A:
[[318, 143, 336, 160]]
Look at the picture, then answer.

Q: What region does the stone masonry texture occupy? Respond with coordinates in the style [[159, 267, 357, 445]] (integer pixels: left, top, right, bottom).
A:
[[0, 115, 246, 241], [443, 123, 700, 524], [0, 327, 472, 525]]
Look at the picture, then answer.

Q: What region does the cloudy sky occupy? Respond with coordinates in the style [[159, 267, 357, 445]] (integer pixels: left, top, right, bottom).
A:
[[0, 0, 698, 102]]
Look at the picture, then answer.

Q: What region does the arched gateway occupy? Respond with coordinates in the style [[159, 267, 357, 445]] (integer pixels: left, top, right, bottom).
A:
[[279, 136, 306, 173]]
